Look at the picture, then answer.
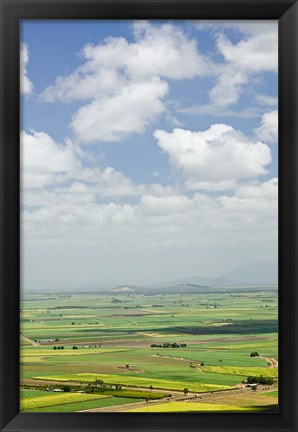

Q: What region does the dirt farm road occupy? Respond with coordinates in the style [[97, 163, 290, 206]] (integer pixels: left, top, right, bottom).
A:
[[20, 336, 40, 346], [79, 385, 277, 412], [258, 356, 278, 368]]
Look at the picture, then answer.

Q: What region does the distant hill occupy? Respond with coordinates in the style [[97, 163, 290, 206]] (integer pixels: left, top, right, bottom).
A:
[[220, 261, 277, 285], [110, 283, 210, 295], [109, 272, 277, 295], [152, 276, 233, 289], [112, 285, 146, 293], [152, 261, 277, 289], [155, 283, 210, 294]]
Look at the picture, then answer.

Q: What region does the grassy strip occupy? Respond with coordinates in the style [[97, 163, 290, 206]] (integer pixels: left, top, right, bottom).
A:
[[20, 392, 109, 411], [33, 373, 232, 393], [20, 385, 168, 400], [20, 390, 51, 398], [261, 390, 278, 397], [21, 357, 44, 363], [26, 397, 142, 412], [100, 389, 169, 399], [21, 348, 134, 357]]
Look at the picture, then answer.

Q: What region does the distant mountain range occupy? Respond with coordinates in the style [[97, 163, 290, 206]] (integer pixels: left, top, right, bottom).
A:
[[153, 261, 278, 289], [110, 261, 277, 295]]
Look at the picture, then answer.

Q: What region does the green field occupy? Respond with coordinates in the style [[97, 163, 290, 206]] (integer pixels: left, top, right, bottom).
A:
[[20, 389, 51, 398], [20, 392, 109, 411], [33, 373, 232, 392], [262, 390, 278, 397], [20, 389, 143, 412], [20, 290, 278, 412], [27, 397, 144, 412]]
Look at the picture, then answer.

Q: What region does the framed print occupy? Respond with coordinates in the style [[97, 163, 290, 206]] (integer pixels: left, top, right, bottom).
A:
[[0, 0, 297, 431]]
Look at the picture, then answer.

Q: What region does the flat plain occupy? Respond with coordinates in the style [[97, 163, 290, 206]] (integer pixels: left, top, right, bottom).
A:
[[20, 289, 278, 412]]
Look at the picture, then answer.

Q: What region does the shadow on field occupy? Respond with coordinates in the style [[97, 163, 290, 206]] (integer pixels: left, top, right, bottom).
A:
[[252, 404, 278, 413], [76, 319, 277, 335], [171, 320, 278, 335]]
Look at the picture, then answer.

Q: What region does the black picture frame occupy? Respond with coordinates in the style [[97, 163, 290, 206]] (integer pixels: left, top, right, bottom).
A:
[[0, 0, 297, 431]]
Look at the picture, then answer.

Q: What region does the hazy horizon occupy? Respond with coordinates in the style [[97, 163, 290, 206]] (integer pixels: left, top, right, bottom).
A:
[[21, 260, 278, 292]]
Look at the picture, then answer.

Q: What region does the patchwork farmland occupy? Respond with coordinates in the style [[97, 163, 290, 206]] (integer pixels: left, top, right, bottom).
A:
[[20, 289, 278, 412]]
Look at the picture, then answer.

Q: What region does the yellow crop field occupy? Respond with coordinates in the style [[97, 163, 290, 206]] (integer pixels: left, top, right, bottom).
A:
[[21, 348, 134, 358], [202, 366, 278, 378], [20, 393, 109, 411], [138, 332, 178, 338], [128, 402, 257, 412], [33, 373, 232, 393], [21, 357, 44, 363]]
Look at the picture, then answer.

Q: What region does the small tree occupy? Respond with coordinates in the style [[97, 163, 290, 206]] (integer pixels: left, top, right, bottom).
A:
[[250, 352, 259, 357], [183, 388, 188, 395], [62, 385, 71, 392], [53, 346, 57, 350], [125, 364, 130, 369], [73, 346, 78, 350], [200, 361, 205, 367]]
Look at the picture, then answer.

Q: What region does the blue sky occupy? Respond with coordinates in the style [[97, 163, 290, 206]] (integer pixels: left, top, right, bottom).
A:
[[20, 20, 278, 291]]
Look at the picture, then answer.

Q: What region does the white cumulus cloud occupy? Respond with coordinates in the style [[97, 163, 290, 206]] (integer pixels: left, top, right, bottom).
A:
[[21, 130, 80, 188], [21, 130, 138, 197], [71, 78, 168, 142], [235, 177, 278, 200], [154, 124, 272, 191], [255, 110, 278, 144], [40, 21, 210, 143], [20, 43, 33, 95], [210, 23, 278, 107]]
